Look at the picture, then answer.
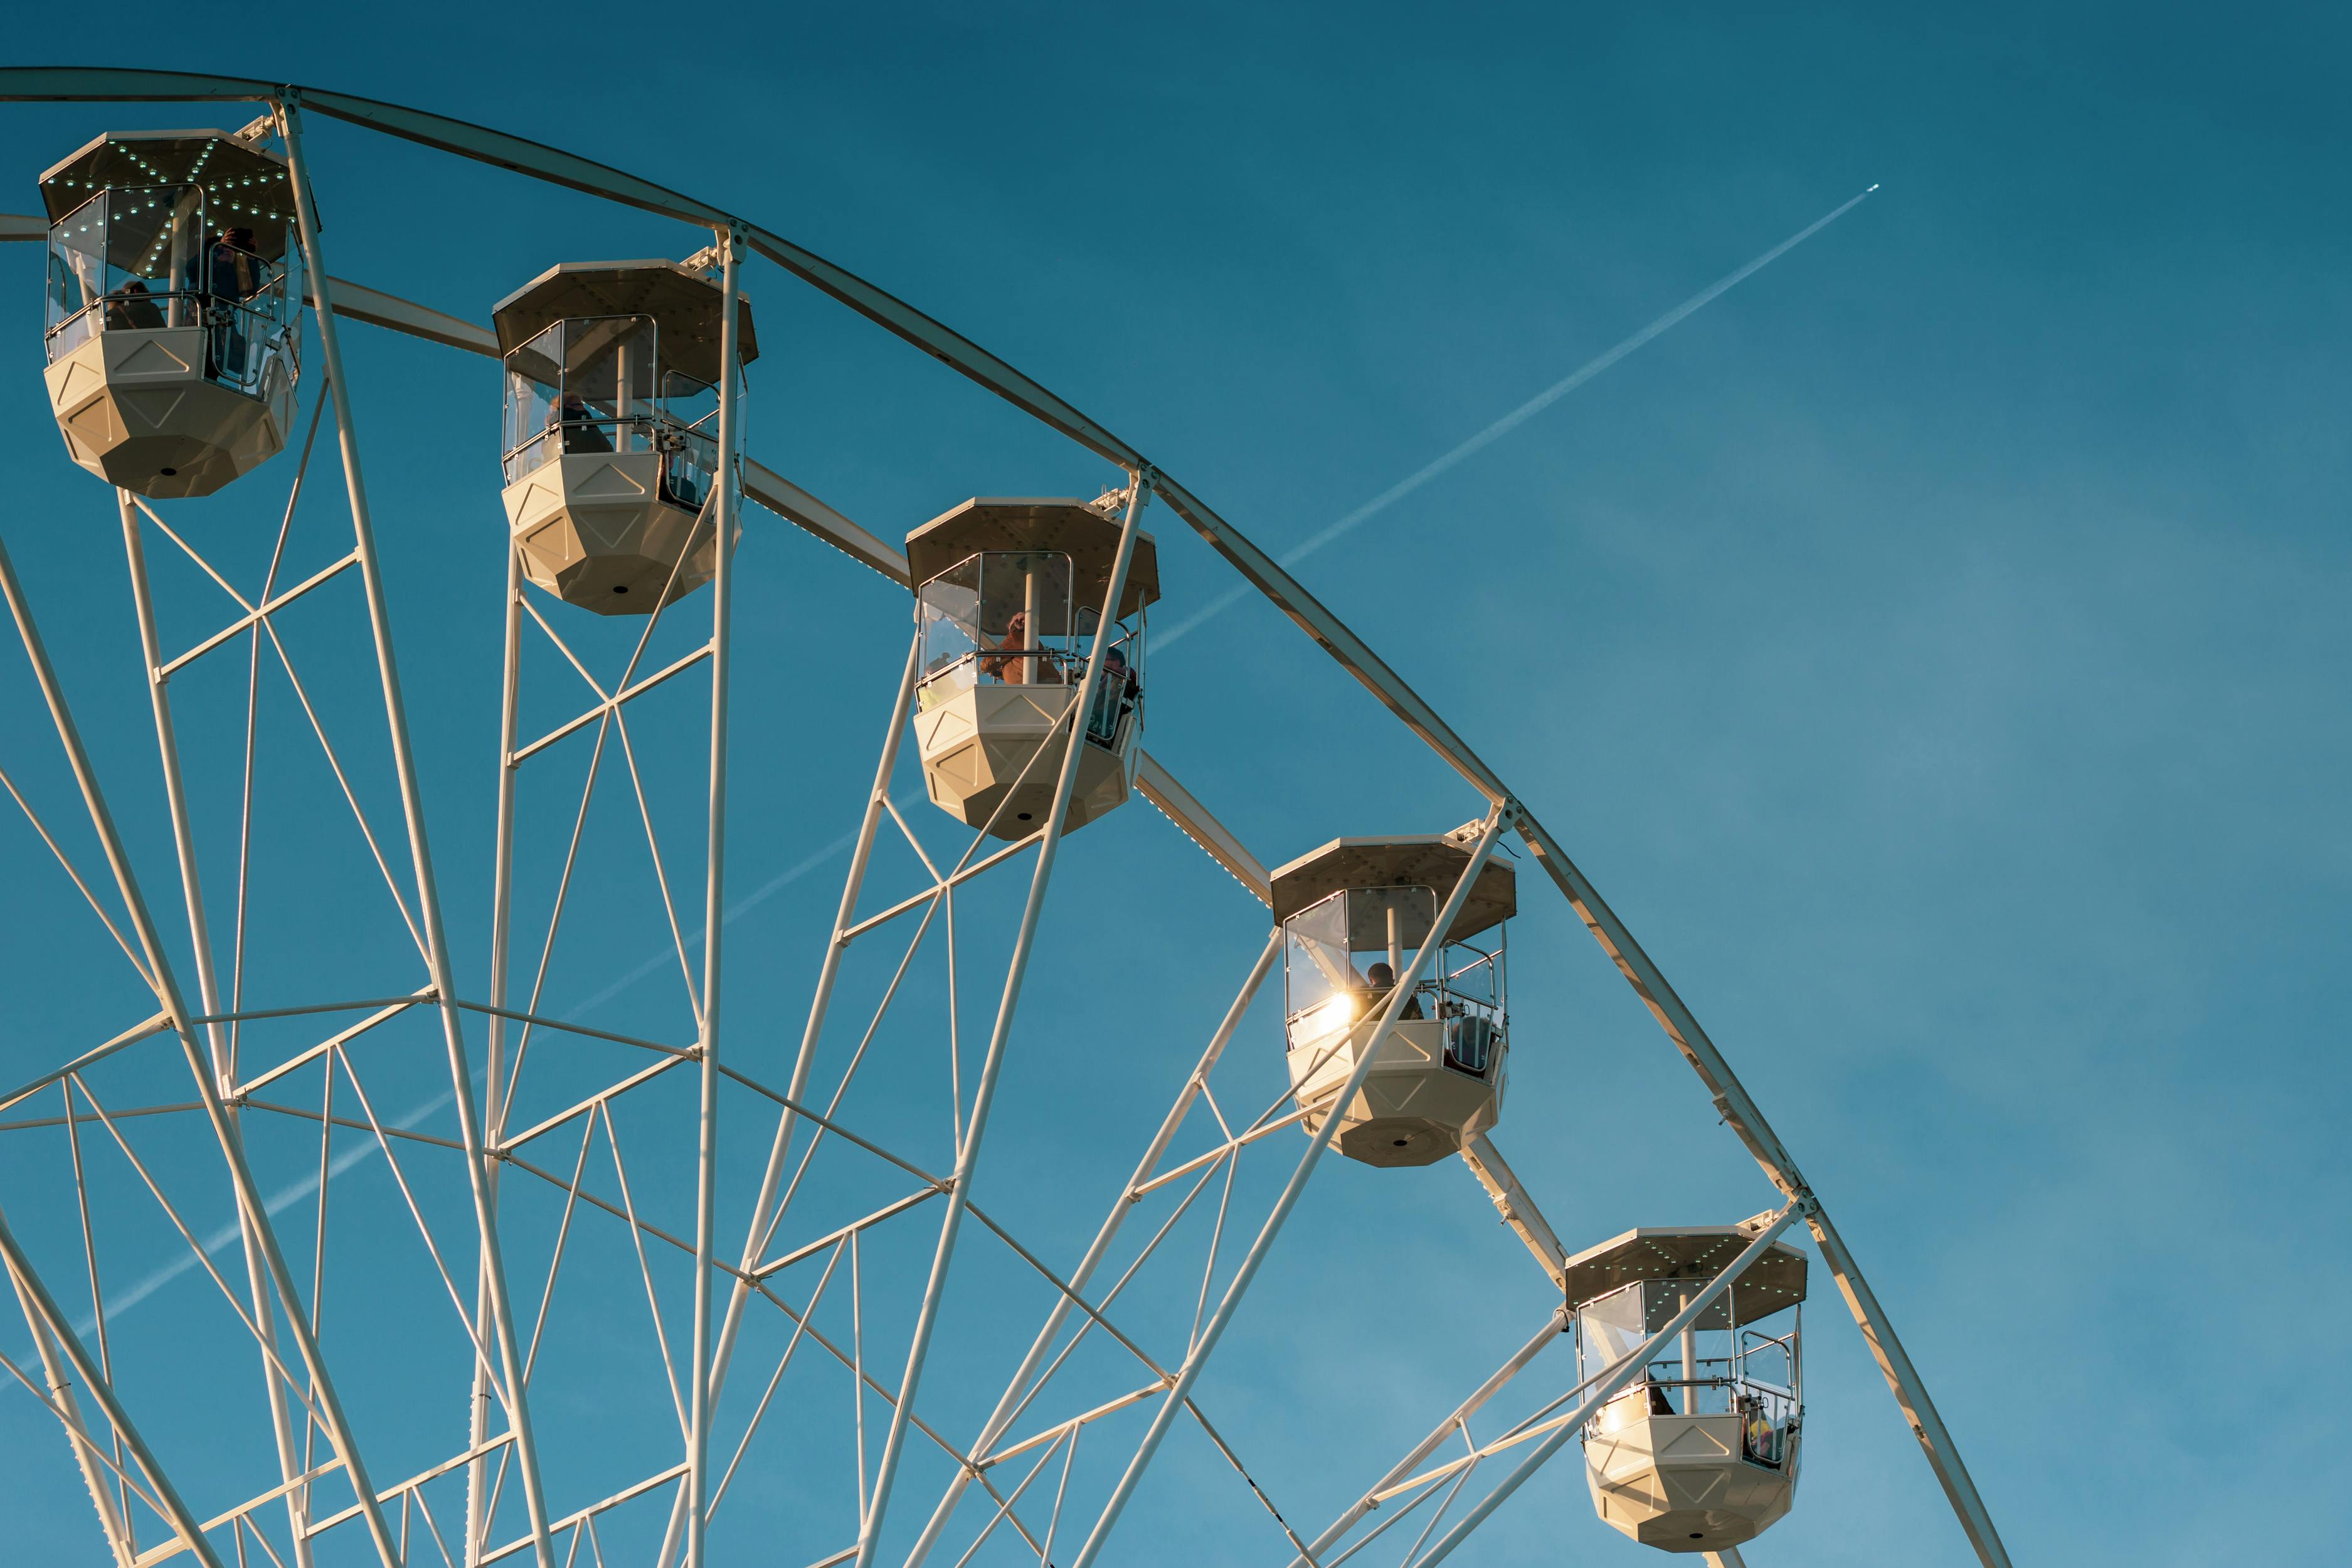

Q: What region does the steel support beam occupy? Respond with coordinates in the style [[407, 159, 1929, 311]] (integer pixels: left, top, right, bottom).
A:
[[1458, 1132, 1566, 1288], [1066, 803, 1508, 1568], [0, 524, 402, 1568], [0, 1204, 222, 1568], [902, 927, 1283, 1568], [650, 626, 926, 1568], [8, 1249, 138, 1565], [274, 94, 555, 1568], [683, 222, 746, 1568], [119, 493, 319, 1568], [1288, 1308, 1564, 1568], [1131, 750, 1271, 905], [0, 66, 2008, 1566], [468, 531, 530, 1565], [852, 472, 1153, 1568]]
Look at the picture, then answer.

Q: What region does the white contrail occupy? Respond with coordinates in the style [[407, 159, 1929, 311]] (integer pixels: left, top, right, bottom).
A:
[[1155, 184, 1880, 649], [5, 190, 1881, 1385]]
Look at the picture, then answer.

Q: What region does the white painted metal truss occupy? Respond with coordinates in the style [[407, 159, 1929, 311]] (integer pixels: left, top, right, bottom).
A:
[[0, 67, 2011, 1568]]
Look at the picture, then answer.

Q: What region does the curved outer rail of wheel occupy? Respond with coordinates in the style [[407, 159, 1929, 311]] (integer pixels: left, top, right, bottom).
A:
[[0, 66, 2012, 1568]]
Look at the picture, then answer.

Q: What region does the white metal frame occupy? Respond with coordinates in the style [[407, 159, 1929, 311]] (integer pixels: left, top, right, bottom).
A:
[[0, 65, 2010, 1568]]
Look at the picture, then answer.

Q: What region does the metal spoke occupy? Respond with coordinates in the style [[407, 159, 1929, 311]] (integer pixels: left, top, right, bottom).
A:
[[68, 1074, 333, 1431], [63, 1076, 136, 1552], [323, 1048, 506, 1399], [228, 377, 326, 1078], [612, 709, 703, 1027], [502, 709, 615, 1111], [599, 1102, 690, 1438], [0, 759, 152, 985], [709, 1237, 847, 1516]]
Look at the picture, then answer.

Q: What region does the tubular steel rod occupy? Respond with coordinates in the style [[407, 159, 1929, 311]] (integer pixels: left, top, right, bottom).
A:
[[0, 524, 403, 1567], [853, 474, 1152, 1568], [120, 490, 320, 1568], [1067, 804, 1507, 1568], [655, 628, 925, 1568], [274, 93, 555, 1568], [0, 1202, 225, 1568], [0, 68, 2008, 1568], [469, 535, 527, 1567], [898, 907, 1279, 1568], [685, 224, 746, 1568], [1290, 1312, 1565, 1567], [10, 1264, 137, 1565]]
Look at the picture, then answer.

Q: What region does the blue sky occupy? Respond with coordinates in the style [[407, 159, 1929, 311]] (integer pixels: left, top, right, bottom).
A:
[[0, 6, 2345, 1565]]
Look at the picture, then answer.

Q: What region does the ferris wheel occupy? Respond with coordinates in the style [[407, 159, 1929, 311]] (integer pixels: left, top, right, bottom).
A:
[[0, 68, 2012, 1568]]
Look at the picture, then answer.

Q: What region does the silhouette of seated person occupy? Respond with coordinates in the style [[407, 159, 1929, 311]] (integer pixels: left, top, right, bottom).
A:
[[553, 394, 614, 453], [1362, 961, 1424, 1020], [1648, 1379, 1677, 1417], [980, 612, 1061, 685], [104, 278, 165, 331]]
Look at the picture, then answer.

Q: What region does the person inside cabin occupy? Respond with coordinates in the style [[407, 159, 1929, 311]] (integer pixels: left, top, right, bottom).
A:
[[209, 228, 264, 300], [1085, 645, 1142, 743], [204, 228, 265, 382], [554, 393, 614, 453], [983, 611, 1059, 684], [1364, 961, 1424, 1020], [104, 278, 164, 331]]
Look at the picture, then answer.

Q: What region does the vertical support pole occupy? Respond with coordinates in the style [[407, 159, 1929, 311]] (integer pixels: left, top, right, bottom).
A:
[[118, 492, 318, 1568], [0, 522, 401, 1568], [1067, 803, 1508, 1568], [904, 928, 1284, 1568], [1680, 1290, 1696, 1412], [1408, 1207, 1801, 1568], [850, 472, 1153, 1568], [9, 1264, 137, 1567], [1019, 566, 1037, 686], [273, 93, 556, 1568], [0, 1205, 224, 1568], [655, 628, 924, 1568], [469, 538, 527, 1565], [684, 221, 746, 1568]]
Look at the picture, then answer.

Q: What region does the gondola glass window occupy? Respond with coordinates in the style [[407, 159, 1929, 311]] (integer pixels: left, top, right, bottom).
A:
[[501, 316, 721, 511], [492, 262, 755, 614], [1268, 834, 1516, 1168], [904, 499, 1158, 839], [1564, 1226, 1809, 1554], [38, 133, 305, 498]]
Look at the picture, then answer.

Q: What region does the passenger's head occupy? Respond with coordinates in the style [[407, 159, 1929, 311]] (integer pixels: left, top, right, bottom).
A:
[[1367, 961, 1396, 988], [1103, 648, 1127, 670]]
